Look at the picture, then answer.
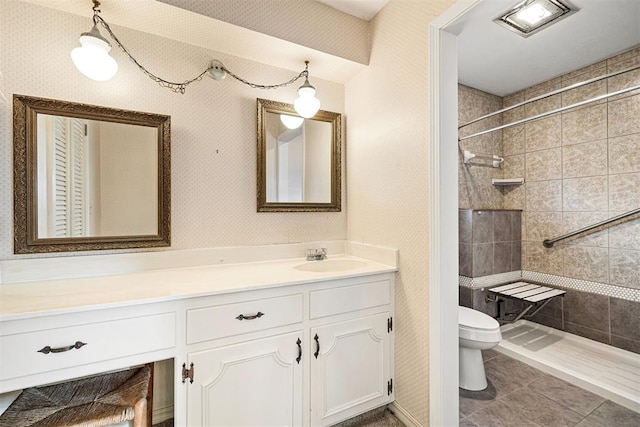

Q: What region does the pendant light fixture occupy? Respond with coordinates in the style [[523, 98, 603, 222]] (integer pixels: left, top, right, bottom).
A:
[[280, 114, 304, 130], [71, 0, 321, 115]]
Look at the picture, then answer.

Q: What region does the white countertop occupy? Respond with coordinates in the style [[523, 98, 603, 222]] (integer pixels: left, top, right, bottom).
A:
[[0, 255, 396, 322]]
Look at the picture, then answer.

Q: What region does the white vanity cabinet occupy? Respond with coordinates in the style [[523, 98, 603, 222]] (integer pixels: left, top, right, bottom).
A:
[[179, 273, 395, 427]]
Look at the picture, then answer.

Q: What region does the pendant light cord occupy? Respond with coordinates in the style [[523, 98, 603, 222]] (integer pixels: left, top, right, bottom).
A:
[[90, 1, 310, 94]]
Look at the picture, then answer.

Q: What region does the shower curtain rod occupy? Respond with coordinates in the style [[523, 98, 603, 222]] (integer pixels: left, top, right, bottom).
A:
[[459, 83, 640, 142], [458, 64, 640, 130], [543, 208, 640, 248]]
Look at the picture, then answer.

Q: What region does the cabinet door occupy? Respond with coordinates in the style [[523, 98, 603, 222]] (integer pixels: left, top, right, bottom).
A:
[[310, 313, 391, 426], [187, 331, 303, 426]]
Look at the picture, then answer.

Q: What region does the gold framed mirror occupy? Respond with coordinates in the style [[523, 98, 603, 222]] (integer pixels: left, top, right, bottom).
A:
[[13, 95, 171, 254], [257, 98, 341, 212]]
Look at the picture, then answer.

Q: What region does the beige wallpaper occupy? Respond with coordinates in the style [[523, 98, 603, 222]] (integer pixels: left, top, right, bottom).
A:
[[0, 0, 346, 260], [345, 0, 455, 424], [462, 46, 640, 290]]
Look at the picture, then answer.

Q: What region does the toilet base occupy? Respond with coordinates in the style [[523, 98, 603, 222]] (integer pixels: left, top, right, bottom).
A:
[[459, 346, 488, 391]]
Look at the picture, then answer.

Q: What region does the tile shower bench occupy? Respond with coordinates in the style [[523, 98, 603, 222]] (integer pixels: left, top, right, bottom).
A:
[[0, 253, 397, 426]]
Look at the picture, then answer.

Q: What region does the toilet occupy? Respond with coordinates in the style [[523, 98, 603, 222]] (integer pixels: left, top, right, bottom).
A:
[[459, 306, 502, 391]]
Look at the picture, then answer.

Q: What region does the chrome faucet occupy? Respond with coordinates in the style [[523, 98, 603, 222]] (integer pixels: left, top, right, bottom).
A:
[[306, 248, 327, 261]]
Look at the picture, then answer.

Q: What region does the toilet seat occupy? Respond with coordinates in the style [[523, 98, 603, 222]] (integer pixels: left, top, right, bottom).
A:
[[459, 306, 501, 342]]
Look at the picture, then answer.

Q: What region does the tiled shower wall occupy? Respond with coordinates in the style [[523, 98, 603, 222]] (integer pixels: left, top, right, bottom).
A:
[[458, 46, 640, 354], [458, 84, 504, 210], [501, 45, 640, 290]]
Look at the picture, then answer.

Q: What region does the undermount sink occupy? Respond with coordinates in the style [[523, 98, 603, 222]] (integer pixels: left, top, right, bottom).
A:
[[294, 259, 366, 273]]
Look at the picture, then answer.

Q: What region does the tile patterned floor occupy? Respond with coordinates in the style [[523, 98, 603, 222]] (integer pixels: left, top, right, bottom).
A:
[[460, 350, 640, 427]]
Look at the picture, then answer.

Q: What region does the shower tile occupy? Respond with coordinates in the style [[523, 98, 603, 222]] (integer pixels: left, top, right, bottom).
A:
[[501, 154, 524, 178], [526, 180, 562, 212], [529, 295, 563, 329], [562, 211, 609, 247], [502, 184, 525, 210], [609, 133, 640, 174], [563, 290, 610, 333], [503, 125, 525, 155], [563, 246, 609, 284], [503, 90, 525, 108], [467, 388, 583, 427], [526, 148, 562, 182], [525, 78, 561, 118], [563, 176, 608, 211], [459, 243, 472, 277], [562, 103, 608, 146], [565, 60, 608, 81], [606, 46, 640, 66], [524, 211, 563, 242], [609, 215, 640, 250], [511, 211, 522, 241], [472, 211, 494, 244], [528, 374, 606, 416], [562, 139, 608, 178], [493, 211, 512, 242], [493, 242, 512, 274], [610, 297, 640, 342], [575, 401, 640, 427], [472, 288, 497, 317], [609, 249, 640, 289], [562, 68, 607, 107], [459, 210, 473, 244], [459, 285, 473, 308], [511, 242, 522, 271], [609, 172, 640, 211], [523, 242, 563, 276], [525, 115, 561, 152], [458, 418, 480, 427], [607, 55, 640, 100], [472, 243, 493, 277], [609, 94, 640, 137]]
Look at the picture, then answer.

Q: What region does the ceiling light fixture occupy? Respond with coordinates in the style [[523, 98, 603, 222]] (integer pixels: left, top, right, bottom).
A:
[[72, 0, 321, 117], [495, 0, 577, 38]]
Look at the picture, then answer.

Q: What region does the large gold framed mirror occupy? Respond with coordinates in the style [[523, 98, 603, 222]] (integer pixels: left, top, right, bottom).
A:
[[13, 95, 171, 254], [257, 98, 341, 212]]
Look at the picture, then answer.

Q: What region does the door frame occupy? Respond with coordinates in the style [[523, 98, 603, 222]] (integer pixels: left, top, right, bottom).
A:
[[428, 1, 481, 426]]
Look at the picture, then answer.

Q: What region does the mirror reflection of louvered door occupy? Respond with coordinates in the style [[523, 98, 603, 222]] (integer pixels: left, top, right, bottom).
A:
[[50, 116, 89, 237]]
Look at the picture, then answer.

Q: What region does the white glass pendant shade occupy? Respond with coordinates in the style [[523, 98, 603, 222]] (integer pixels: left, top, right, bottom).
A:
[[294, 78, 320, 118], [280, 114, 304, 129], [71, 25, 118, 81]]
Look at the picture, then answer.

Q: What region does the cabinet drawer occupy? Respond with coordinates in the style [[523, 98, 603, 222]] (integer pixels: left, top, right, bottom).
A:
[[310, 280, 390, 319], [0, 312, 175, 382], [187, 294, 303, 344]]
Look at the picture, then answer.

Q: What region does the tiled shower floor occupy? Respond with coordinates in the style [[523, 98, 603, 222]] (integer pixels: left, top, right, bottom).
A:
[[460, 350, 640, 427]]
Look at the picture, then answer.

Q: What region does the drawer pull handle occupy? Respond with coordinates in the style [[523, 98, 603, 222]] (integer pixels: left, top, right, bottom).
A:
[[235, 311, 265, 321], [314, 334, 320, 359], [37, 341, 87, 354], [296, 338, 302, 364]]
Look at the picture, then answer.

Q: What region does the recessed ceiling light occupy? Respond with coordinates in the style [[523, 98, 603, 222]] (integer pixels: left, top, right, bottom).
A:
[[495, 0, 577, 38]]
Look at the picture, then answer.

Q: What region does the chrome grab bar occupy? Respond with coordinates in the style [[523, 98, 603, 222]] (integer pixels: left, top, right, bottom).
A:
[[543, 208, 640, 248]]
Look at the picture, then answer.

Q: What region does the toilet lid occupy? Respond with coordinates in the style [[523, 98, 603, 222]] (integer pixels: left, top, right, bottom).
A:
[[459, 306, 500, 330]]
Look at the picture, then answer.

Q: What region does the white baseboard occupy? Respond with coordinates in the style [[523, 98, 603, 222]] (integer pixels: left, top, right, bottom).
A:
[[152, 405, 174, 424], [388, 402, 422, 427]]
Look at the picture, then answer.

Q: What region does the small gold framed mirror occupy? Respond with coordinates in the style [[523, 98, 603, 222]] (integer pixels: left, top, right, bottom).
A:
[[257, 98, 341, 212], [13, 95, 171, 254]]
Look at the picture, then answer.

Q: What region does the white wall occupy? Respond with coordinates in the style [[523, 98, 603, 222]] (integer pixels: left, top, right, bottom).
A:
[[0, 0, 346, 260], [345, 0, 455, 424]]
